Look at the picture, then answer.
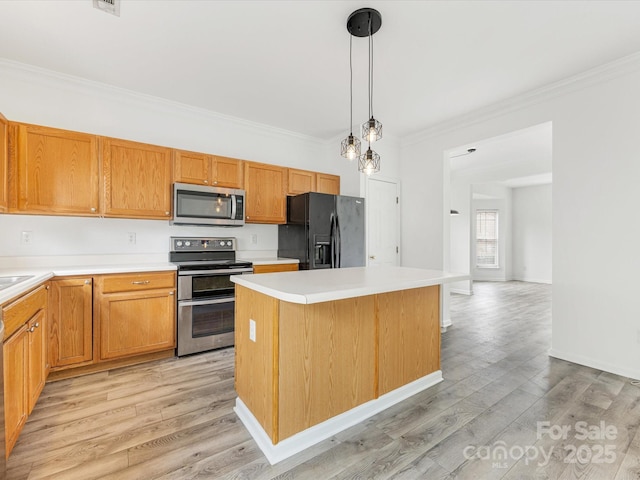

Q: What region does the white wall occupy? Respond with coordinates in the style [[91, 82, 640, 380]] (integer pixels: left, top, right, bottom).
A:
[[401, 54, 640, 380], [449, 178, 472, 294], [0, 60, 403, 263], [512, 184, 552, 283]]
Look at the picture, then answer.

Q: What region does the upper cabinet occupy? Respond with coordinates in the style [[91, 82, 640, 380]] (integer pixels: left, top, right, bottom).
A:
[[287, 168, 340, 196], [244, 162, 287, 224], [316, 173, 340, 195], [9, 123, 100, 215], [287, 168, 316, 195], [174, 149, 243, 189], [102, 138, 173, 219], [0, 113, 8, 212]]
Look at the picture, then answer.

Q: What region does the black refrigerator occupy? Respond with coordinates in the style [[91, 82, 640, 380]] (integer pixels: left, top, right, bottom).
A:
[[278, 192, 365, 270]]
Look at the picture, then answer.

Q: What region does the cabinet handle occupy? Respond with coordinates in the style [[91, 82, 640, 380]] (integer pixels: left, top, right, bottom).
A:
[[35, 322, 40, 328], [90, 207, 97, 212], [204, 180, 208, 184], [213, 181, 218, 185], [169, 291, 175, 295], [84, 280, 91, 285], [29, 326, 35, 333], [165, 211, 170, 216], [131, 280, 151, 285]]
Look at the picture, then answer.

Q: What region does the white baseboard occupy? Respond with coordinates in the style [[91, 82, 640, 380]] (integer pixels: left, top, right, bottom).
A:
[[450, 288, 473, 295], [234, 370, 444, 464], [441, 317, 452, 332], [548, 348, 640, 381], [512, 276, 552, 284]]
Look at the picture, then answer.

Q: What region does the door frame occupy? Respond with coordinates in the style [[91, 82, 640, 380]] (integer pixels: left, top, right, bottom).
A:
[[364, 175, 401, 266]]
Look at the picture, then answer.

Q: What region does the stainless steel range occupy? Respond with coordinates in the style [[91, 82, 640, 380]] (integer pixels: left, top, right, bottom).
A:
[[169, 237, 253, 356]]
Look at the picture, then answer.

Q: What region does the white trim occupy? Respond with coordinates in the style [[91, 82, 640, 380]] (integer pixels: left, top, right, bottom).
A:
[[548, 349, 640, 381], [234, 370, 443, 465], [441, 318, 452, 332], [402, 51, 640, 146], [450, 288, 473, 296], [511, 277, 552, 285]]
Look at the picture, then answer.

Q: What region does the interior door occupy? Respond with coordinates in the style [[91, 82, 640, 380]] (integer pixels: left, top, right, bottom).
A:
[[366, 177, 400, 266]]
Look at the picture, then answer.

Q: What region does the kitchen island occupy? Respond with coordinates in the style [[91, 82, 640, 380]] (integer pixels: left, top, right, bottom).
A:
[[231, 266, 467, 464]]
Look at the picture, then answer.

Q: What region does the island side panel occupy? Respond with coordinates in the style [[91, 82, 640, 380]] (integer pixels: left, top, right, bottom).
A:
[[235, 284, 280, 442], [377, 285, 440, 395], [278, 295, 377, 441]]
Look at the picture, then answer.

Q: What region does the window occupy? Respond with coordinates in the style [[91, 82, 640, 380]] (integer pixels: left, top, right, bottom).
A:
[[476, 210, 499, 268]]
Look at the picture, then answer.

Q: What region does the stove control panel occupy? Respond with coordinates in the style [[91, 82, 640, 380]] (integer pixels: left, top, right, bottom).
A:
[[170, 237, 236, 252]]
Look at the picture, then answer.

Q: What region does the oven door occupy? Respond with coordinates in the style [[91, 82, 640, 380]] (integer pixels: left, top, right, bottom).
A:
[[177, 296, 235, 356]]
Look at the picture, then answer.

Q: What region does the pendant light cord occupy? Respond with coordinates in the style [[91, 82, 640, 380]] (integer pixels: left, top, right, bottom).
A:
[[349, 34, 353, 135], [368, 13, 373, 121]]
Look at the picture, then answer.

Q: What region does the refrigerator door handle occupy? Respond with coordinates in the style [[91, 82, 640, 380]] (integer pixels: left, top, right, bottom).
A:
[[329, 213, 336, 268], [335, 214, 341, 268]]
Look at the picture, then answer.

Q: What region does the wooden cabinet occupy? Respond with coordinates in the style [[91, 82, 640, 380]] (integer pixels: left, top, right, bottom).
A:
[[244, 162, 287, 224], [2, 284, 48, 457], [101, 138, 173, 219], [0, 113, 8, 212], [287, 169, 316, 195], [174, 150, 244, 188], [27, 309, 47, 413], [95, 272, 176, 361], [287, 169, 340, 196], [316, 173, 340, 195], [48, 277, 94, 369], [3, 323, 28, 458], [9, 123, 100, 215], [253, 263, 299, 274]]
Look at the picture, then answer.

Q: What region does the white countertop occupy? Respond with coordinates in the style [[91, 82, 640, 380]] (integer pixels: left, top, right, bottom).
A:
[[0, 261, 176, 305], [231, 266, 469, 304]]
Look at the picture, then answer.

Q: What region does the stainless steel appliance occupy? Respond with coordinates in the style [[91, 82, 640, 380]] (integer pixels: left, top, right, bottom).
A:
[[172, 183, 245, 226], [278, 192, 365, 269], [169, 237, 252, 356]]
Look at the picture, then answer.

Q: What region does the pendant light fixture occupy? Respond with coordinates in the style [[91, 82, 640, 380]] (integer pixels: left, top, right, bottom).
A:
[[344, 7, 382, 175], [340, 34, 361, 161]]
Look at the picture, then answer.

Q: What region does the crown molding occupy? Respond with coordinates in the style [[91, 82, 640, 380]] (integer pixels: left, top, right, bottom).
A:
[[0, 58, 324, 145], [401, 51, 640, 147]]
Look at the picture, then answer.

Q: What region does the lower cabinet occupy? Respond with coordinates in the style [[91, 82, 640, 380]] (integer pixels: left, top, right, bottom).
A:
[[3, 284, 48, 458], [95, 272, 176, 361], [253, 263, 299, 274], [48, 277, 94, 369]]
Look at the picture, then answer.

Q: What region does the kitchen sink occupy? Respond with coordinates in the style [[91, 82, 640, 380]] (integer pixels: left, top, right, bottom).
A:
[[0, 275, 34, 291]]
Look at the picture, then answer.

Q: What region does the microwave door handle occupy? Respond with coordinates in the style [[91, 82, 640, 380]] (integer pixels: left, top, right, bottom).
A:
[[231, 195, 237, 219]]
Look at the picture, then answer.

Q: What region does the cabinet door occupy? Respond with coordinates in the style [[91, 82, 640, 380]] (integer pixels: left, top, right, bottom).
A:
[[49, 277, 93, 368], [253, 263, 299, 274], [0, 113, 8, 212], [13, 123, 100, 215], [4, 324, 28, 457], [27, 310, 46, 414], [244, 162, 287, 224], [99, 289, 176, 360], [102, 138, 173, 219], [174, 149, 212, 186], [287, 169, 316, 195], [316, 173, 340, 195], [213, 156, 244, 188]]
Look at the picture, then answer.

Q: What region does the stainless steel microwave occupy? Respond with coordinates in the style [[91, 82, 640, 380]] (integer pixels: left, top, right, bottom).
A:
[[172, 183, 245, 226]]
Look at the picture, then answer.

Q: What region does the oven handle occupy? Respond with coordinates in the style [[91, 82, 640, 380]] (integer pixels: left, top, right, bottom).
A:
[[179, 297, 235, 307], [178, 268, 253, 275]]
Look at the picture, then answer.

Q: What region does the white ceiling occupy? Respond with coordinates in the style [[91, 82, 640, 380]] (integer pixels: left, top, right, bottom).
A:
[[2, 1, 640, 143]]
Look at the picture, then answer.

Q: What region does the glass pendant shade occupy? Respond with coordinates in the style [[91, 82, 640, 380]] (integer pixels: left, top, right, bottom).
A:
[[358, 147, 380, 176], [362, 117, 382, 143], [341, 134, 361, 160]]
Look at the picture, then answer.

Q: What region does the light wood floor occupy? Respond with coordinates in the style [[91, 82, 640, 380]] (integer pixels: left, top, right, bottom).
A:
[[7, 281, 640, 479]]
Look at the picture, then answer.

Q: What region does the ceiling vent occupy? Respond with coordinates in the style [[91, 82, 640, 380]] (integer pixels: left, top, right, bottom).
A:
[[93, 0, 120, 17]]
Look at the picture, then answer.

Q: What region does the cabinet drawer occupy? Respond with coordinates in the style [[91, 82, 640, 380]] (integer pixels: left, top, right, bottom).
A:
[[100, 272, 175, 293], [253, 263, 299, 274], [3, 285, 47, 339]]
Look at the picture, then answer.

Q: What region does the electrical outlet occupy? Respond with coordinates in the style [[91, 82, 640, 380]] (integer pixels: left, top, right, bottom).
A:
[[20, 231, 33, 245], [251, 234, 258, 245], [249, 319, 256, 342], [127, 232, 136, 245]]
